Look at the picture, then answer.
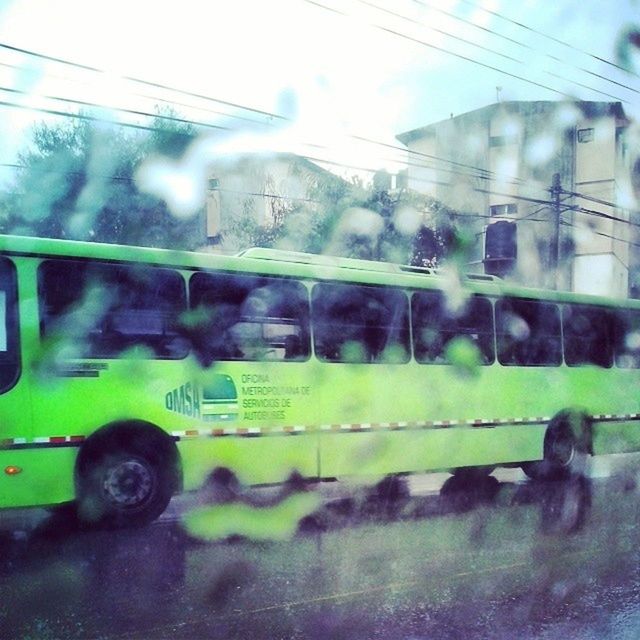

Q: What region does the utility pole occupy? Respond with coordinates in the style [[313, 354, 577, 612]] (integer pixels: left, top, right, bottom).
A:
[[550, 172, 562, 289]]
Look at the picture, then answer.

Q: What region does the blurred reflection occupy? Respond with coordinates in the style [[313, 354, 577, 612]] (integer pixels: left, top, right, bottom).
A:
[[0, 470, 633, 639], [439, 472, 501, 513], [512, 475, 592, 535], [0, 518, 187, 638]]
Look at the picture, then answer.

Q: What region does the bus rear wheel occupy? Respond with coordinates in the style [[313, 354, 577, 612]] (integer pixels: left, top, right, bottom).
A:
[[522, 412, 590, 481]]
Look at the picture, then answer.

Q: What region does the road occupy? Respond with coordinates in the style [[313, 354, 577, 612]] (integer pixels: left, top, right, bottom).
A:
[[2, 458, 640, 639]]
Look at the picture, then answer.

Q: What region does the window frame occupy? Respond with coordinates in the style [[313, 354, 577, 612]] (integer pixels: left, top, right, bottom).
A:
[[411, 290, 496, 366], [495, 297, 563, 367], [562, 303, 614, 369], [311, 282, 411, 364], [189, 271, 311, 363], [38, 258, 189, 361]]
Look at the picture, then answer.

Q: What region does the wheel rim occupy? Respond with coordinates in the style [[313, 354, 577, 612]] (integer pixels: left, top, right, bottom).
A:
[[102, 458, 155, 509], [549, 430, 575, 468]]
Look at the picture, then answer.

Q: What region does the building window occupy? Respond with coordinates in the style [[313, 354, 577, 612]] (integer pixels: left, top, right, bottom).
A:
[[577, 128, 594, 143], [489, 134, 518, 147], [489, 203, 517, 217]]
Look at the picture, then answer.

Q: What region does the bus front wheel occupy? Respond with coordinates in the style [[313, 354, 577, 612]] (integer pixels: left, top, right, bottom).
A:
[[76, 424, 178, 528]]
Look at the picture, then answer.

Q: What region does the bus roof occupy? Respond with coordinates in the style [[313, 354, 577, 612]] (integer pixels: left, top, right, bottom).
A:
[[0, 233, 637, 310]]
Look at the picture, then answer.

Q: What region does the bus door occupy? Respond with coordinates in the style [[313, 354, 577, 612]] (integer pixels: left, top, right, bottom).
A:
[[0, 256, 29, 445]]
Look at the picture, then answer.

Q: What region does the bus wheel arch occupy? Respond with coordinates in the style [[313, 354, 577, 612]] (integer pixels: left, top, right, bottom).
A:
[[522, 410, 592, 481], [75, 420, 181, 528]]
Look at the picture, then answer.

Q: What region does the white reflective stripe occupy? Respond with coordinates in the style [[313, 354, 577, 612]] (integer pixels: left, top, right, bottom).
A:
[[98, 412, 640, 446]]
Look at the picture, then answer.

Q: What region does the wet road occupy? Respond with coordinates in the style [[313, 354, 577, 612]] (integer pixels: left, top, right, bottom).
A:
[[2, 460, 640, 639]]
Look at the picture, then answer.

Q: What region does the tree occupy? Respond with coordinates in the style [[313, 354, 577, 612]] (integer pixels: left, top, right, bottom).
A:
[[218, 161, 468, 267], [295, 173, 471, 268], [4, 109, 471, 267], [3, 108, 205, 249]]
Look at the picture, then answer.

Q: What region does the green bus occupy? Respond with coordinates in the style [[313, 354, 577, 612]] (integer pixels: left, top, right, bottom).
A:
[[1, 233, 640, 527]]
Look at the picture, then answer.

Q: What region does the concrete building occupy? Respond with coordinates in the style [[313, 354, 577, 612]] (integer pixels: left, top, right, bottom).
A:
[[397, 101, 634, 296], [203, 152, 343, 253]]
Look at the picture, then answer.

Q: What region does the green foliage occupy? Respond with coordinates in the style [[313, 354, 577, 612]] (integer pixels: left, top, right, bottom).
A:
[[3, 107, 471, 266], [225, 168, 471, 267], [3, 109, 205, 249]]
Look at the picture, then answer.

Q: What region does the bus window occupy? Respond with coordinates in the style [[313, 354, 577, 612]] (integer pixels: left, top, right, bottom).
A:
[[613, 309, 640, 368], [189, 273, 310, 363], [39, 260, 188, 359], [496, 298, 562, 366], [0, 258, 19, 392], [312, 283, 410, 363], [412, 291, 494, 365], [563, 304, 613, 368]]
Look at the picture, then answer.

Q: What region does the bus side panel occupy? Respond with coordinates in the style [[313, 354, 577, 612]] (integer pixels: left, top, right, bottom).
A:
[[318, 425, 546, 478], [593, 420, 640, 455], [30, 360, 320, 491], [178, 433, 319, 489], [0, 447, 77, 507], [29, 361, 191, 440]]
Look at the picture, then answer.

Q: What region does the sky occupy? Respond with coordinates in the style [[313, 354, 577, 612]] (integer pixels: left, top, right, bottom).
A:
[[0, 0, 637, 186]]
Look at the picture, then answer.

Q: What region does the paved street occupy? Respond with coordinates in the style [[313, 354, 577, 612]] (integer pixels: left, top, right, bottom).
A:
[[2, 459, 640, 639]]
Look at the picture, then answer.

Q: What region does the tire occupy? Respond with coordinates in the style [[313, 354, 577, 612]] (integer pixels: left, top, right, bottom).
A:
[[76, 439, 175, 528], [522, 413, 590, 481], [372, 474, 410, 502], [540, 474, 591, 535], [440, 473, 500, 512]]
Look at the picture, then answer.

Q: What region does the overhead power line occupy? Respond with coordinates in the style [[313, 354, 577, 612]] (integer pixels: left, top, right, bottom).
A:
[[0, 37, 556, 187], [0, 85, 230, 132], [0, 98, 199, 136], [0, 41, 285, 122], [0, 85, 634, 231], [412, 0, 640, 97], [303, 0, 576, 100], [359, 0, 635, 102], [2, 156, 624, 235], [0, 33, 631, 197], [355, 0, 525, 65], [457, 0, 640, 81], [0, 95, 515, 193], [0, 71, 524, 187], [561, 219, 640, 249], [303, 0, 636, 104], [0, 60, 280, 129]]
